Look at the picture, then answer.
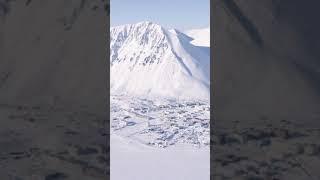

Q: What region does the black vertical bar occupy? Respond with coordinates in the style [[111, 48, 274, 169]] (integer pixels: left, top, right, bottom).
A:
[[0, 0, 109, 179]]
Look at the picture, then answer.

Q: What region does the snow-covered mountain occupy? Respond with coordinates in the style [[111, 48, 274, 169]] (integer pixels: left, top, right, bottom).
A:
[[110, 21, 210, 100], [184, 27, 210, 47]]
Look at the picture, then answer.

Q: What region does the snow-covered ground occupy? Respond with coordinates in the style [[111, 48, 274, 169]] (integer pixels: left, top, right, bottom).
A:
[[110, 21, 210, 180], [111, 135, 209, 180], [111, 95, 210, 148], [110, 95, 210, 180]]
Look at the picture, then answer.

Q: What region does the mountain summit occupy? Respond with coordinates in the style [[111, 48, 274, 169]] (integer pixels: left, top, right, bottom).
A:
[[110, 21, 210, 100]]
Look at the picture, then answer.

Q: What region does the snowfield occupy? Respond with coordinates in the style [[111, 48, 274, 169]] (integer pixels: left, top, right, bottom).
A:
[[110, 95, 210, 180], [111, 135, 210, 180], [110, 21, 210, 180]]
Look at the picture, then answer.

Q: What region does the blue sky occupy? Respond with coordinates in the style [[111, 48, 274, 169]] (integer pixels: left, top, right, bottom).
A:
[[111, 0, 210, 31]]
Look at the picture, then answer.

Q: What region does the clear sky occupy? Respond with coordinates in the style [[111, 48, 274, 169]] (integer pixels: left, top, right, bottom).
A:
[[111, 0, 210, 31]]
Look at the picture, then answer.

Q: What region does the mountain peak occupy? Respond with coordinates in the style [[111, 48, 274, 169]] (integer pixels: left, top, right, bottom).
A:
[[111, 21, 163, 30], [110, 22, 210, 100], [136, 21, 155, 26], [110, 21, 169, 65]]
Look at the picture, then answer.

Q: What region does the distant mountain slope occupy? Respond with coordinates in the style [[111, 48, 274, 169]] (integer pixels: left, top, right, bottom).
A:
[[110, 21, 210, 100], [184, 27, 210, 47]]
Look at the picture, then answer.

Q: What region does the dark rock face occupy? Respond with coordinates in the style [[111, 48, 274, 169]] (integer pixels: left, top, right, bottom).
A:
[[0, 0, 109, 179], [213, 0, 320, 179]]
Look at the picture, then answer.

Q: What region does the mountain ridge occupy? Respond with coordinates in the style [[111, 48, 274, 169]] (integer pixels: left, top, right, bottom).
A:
[[110, 21, 210, 101]]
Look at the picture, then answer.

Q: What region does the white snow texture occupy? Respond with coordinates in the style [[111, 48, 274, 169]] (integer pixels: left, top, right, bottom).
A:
[[110, 22, 210, 180], [110, 21, 210, 101]]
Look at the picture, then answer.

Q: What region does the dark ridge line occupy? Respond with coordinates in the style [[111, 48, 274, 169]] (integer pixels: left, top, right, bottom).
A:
[[170, 47, 193, 77], [221, 0, 264, 48], [292, 60, 320, 94], [267, 43, 320, 95]]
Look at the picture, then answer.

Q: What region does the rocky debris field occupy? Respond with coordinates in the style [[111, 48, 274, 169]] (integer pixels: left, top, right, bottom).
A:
[[0, 104, 107, 179], [111, 95, 210, 148], [212, 120, 320, 180]]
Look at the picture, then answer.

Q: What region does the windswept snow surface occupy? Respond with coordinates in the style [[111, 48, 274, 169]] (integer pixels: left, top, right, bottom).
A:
[[110, 22, 210, 180], [184, 27, 210, 47], [110, 21, 210, 101]]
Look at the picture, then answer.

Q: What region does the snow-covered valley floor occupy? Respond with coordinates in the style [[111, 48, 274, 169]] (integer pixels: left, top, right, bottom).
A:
[[110, 95, 210, 180]]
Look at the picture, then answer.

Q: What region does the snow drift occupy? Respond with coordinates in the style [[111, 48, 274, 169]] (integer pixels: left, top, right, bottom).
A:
[[110, 21, 210, 101]]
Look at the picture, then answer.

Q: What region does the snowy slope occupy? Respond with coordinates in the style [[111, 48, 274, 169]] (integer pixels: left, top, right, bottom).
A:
[[111, 134, 210, 180], [110, 21, 210, 101], [184, 27, 210, 47]]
